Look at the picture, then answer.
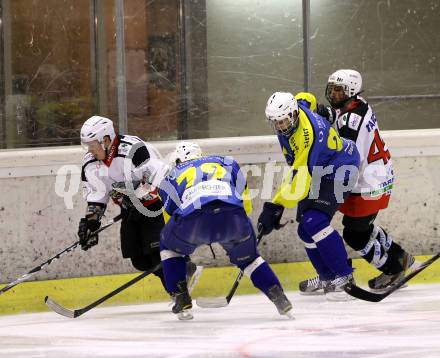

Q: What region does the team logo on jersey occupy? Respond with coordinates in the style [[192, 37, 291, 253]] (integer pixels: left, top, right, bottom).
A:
[[337, 114, 348, 129], [119, 143, 130, 155], [289, 136, 300, 153], [348, 113, 362, 130], [303, 128, 310, 148]]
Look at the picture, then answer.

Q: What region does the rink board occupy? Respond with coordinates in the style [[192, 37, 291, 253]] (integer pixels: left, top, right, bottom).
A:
[[0, 255, 438, 315]]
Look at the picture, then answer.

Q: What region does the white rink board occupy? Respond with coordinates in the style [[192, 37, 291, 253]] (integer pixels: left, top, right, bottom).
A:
[[0, 283, 439, 358]]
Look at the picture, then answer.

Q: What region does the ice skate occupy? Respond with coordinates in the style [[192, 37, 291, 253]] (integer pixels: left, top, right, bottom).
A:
[[298, 276, 324, 295], [169, 262, 203, 307], [324, 273, 356, 301], [171, 281, 193, 320], [268, 285, 294, 319], [368, 252, 416, 292]]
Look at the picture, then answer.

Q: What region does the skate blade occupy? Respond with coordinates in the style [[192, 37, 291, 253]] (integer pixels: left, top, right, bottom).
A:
[[325, 291, 356, 302], [282, 308, 295, 320], [177, 309, 193, 321], [284, 311, 295, 320], [196, 297, 228, 308], [299, 290, 325, 296]]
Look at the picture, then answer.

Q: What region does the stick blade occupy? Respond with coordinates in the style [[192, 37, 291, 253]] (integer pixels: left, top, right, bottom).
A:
[[45, 296, 77, 318], [343, 284, 385, 302], [196, 296, 228, 308], [344, 253, 440, 303]]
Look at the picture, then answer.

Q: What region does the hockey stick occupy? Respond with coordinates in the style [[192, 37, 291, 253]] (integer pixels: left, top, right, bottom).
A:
[[45, 263, 162, 318], [344, 252, 439, 302], [196, 221, 292, 309], [196, 223, 288, 309], [0, 214, 122, 295]]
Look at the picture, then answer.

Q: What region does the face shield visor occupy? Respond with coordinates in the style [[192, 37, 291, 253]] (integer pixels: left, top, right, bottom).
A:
[[81, 139, 106, 153]]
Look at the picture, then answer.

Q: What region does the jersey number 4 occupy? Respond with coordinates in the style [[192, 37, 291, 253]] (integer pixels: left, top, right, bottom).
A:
[[367, 129, 391, 164]]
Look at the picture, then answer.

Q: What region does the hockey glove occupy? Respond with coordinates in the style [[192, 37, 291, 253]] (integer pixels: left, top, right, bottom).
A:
[[317, 104, 340, 124], [257, 202, 285, 235], [78, 218, 101, 251]]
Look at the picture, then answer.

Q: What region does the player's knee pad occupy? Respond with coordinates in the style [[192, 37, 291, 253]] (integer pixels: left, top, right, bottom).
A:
[[297, 222, 316, 249], [159, 242, 185, 264], [342, 215, 377, 251], [222, 234, 258, 266], [299, 209, 335, 245], [159, 247, 185, 262], [342, 214, 373, 233], [240, 256, 265, 276], [342, 226, 371, 251]]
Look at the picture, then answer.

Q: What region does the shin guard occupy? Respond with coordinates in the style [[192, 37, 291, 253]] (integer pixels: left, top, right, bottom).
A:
[[301, 209, 352, 277]]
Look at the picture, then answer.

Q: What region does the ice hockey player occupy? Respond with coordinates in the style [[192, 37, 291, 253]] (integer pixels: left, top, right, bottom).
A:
[[258, 91, 360, 301], [298, 70, 416, 295], [157, 141, 293, 320], [78, 116, 199, 296]]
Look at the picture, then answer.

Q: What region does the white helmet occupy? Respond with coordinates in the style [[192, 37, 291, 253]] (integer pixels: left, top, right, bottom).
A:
[[80, 115, 116, 145], [265, 92, 299, 136], [171, 141, 202, 164], [326, 69, 362, 108]]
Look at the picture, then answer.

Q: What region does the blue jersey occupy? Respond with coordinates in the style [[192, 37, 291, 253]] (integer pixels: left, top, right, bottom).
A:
[[273, 97, 360, 209], [159, 155, 252, 220]]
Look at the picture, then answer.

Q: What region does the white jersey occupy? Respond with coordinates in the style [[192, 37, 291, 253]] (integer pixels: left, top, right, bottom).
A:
[[335, 97, 394, 198], [81, 135, 161, 205]]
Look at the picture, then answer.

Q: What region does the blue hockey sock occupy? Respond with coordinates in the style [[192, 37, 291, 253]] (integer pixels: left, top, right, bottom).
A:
[[304, 248, 335, 281], [301, 209, 352, 277], [298, 222, 335, 280], [160, 246, 186, 293], [316, 230, 353, 277], [241, 257, 281, 297]]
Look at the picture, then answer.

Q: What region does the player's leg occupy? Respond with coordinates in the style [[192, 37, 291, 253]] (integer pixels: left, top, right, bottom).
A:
[[342, 214, 416, 290], [299, 208, 354, 300], [218, 207, 292, 317], [160, 213, 201, 320], [120, 209, 170, 292], [297, 223, 332, 295], [296, 175, 356, 300]]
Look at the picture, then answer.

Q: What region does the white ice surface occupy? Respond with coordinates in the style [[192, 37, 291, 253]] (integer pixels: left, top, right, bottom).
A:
[[0, 283, 439, 358]]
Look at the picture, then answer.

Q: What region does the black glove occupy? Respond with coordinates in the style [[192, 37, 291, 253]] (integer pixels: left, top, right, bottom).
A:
[[317, 104, 340, 124], [257, 202, 285, 235], [78, 218, 101, 251]]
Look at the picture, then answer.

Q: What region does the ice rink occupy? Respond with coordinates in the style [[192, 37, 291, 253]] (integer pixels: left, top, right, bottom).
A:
[[1, 283, 439, 358]]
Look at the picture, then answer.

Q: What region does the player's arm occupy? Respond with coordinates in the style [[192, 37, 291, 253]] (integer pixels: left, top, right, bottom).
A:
[[79, 159, 110, 251], [257, 150, 312, 235], [272, 148, 312, 209], [230, 159, 252, 215], [158, 178, 180, 223], [121, 144, 169, 206], [295, 91, 340, 125], [295, 92, 318, 111]]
